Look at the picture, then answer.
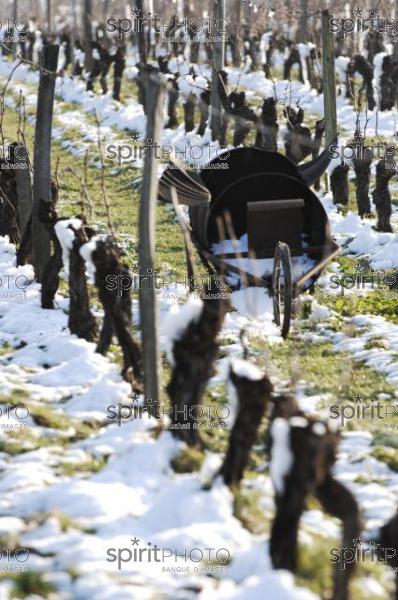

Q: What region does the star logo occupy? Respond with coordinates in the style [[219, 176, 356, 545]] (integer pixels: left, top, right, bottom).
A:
[[353, 7, 363, 17], [353, 536, 364, 546], [353, 132, 365, 145], [130, 6, 141, 17], [131, 537, 140, 546], [130, 132, 140, 143], [352, 394, 364, 404], [353, 260, 369, 274]]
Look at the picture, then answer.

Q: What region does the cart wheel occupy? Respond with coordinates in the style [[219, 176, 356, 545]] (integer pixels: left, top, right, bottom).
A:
[[272, 242, 293, 339]]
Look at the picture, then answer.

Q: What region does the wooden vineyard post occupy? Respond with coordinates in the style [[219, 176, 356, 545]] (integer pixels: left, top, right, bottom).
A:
[[83, 0, 93, 72], [394, 0, 398, 107], [210, 0, 225, 141], [394, 0, 398, 61], [136, 0, 147, 64], [299, 0, 308, 43], [46, 0, 52, 32], [138, 74, 165, 416], [32, 44, 59, 282], [322, 10, 337, 148], [10, 0, 18, 54], [14, 144, 32, 241], [102, 0, 110, 19], [70, 0, 78, 69]]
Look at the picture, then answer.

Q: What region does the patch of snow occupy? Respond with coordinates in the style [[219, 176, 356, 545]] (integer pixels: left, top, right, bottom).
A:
[[163, 297, 203, 365], [270, 418, 293, 495], [54, 218, 82, 278]]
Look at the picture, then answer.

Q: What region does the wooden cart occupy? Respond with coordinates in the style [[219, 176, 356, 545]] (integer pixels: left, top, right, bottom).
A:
[[159, 146, 340, 337]]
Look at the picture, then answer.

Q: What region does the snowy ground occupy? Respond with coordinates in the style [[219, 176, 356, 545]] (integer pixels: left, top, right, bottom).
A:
[[0, 54, 397, 599]]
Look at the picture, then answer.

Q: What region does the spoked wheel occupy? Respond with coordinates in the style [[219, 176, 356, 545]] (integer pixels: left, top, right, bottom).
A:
[[272, 242, 293, 339]]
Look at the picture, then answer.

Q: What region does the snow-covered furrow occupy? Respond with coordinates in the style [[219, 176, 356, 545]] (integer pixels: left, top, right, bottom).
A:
[[305, 312, 398, 386], [0, 236, 328, 600], [319, 194, 398, 271], [4, 56, 398, 276], [3, 49, 398, 160], [0, 232, 395, 598], [1, 57, 225, 171], [0, 52, 397, 599]]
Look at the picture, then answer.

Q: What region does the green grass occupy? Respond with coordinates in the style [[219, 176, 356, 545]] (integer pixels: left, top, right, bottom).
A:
[[0, 404, 100, 455], [0, 63, 396, 600], [318, 290, 398, 324], [371, 446, 398, 472], [170, 446, 205, 473], [296, 536, 334, 597], [251, 337, 394, 405], [0, 431, 60, 455], [297, 535, 390, 600], [373, 430, 398, 449], [6, 572, 55, 599], [1, 82, 190, 283], [233, 487, 270, 535], [0, 390, 99, 433], [0, 389, 28, 404], [27, 403, 95, 433], [59, 456, 108, 476], [0, 342, 12, 356]]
